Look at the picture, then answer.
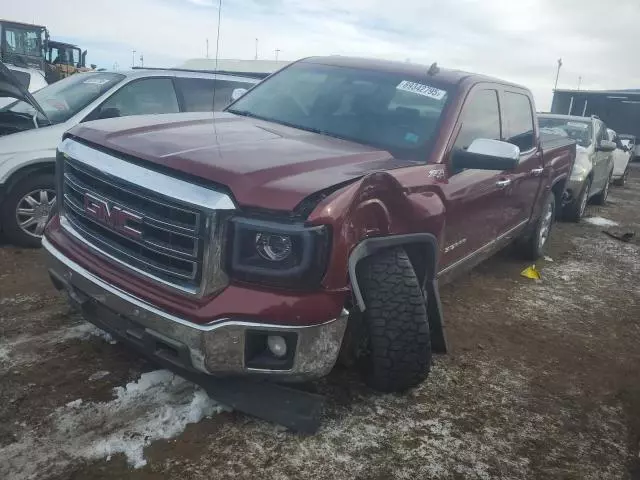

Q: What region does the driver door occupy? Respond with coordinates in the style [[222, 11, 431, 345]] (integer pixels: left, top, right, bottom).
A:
[[439, 87, 507, 270]]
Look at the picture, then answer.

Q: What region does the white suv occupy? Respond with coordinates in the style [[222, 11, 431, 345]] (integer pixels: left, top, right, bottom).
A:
[[0, 65, 260, 246]]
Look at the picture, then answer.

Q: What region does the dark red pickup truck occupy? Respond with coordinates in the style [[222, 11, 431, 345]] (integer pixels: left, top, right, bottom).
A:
[[43, 56, 575, 393]]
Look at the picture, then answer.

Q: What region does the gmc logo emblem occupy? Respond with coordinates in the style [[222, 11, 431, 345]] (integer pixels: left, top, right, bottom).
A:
[[83, 193, 143, 240]]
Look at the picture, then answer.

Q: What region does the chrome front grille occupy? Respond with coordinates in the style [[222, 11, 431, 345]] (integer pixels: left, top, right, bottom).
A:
[[57, 138, 235, 296]]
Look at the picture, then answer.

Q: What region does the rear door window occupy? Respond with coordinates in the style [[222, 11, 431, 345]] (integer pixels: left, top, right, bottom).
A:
[[502, 91, 535, 151], [175, 77, 256, 111], [454, 89, 501, 150], [100, 78, 179, 117]]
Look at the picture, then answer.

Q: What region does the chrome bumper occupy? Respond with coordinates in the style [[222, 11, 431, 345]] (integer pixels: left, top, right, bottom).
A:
[[43, 237, 348, 381]]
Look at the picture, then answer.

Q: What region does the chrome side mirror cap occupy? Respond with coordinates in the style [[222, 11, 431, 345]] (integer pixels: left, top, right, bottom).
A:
[[467, 138, 521, 160], [452, 138, 521, 171]]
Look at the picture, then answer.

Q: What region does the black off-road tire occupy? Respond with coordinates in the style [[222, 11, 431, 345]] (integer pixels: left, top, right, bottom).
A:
[[518, 192, 555, 261], [357, 247, 431, 392], [593, 173, 612, 205], [563, 177, 590, 223], [1, 173, 56, 248]]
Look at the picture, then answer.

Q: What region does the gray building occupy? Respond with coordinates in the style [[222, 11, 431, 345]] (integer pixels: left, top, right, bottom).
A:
[[551, 89, 640, 137]]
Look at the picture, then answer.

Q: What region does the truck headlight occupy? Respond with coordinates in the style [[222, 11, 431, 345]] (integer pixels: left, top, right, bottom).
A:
[[255, 233, 293, 262], [228, 217, 330, 288]]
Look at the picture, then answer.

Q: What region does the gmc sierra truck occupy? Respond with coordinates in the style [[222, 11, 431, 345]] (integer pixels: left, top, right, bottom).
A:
[[43, 56, 575, 393]]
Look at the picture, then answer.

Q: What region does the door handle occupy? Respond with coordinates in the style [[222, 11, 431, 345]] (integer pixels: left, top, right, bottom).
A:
[[530, 168, 544, 176], [496, 179, 512, 188]]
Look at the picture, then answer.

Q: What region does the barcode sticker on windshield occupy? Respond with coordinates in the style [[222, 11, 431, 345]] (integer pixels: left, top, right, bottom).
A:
[[396, 80, 446, 100]]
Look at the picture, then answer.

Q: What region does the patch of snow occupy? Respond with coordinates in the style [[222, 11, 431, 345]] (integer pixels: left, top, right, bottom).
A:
[[584, 216, 619, 227], [0, 323, 118, 371], [56, 370, 228, 468], [0, 294, 39, 306], [90, 328, 118, 345], [0, 370, 228, 477], [88, 370, 110, 381]]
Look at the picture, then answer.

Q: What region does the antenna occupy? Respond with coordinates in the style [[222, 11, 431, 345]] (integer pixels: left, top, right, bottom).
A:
[[211, 0, 223, 137]]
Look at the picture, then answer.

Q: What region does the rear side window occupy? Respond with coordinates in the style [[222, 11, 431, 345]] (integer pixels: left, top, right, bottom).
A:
[[175, 78, 256, 112], [454, 89, 501, 150], [101, 78, 179, 117], [503, 92, 535, 151]]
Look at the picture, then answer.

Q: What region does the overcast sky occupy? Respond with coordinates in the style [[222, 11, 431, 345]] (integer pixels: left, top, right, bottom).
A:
[[7, 0, 639, 109]]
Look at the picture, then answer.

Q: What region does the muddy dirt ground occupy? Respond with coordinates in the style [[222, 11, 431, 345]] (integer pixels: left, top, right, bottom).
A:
[[1, 167, 639, 480]]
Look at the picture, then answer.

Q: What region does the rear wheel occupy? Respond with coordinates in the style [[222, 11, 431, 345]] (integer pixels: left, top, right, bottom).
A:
[[613, 168, 629, 187], [356, 247, 431, 392], [518, 192, 555, 260]]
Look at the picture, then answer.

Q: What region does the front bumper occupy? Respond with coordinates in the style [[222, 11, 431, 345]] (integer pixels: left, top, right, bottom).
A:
[[43, 237, 348, 381]]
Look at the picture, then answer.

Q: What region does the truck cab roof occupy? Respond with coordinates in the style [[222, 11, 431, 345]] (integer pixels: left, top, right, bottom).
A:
[[301, 56, 527, 90]]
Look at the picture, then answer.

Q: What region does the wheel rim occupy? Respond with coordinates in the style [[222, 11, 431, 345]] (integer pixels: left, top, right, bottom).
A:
[[538, 200, 554, 250], [15, 189, 56, 238], [579, 182, 589, 218]]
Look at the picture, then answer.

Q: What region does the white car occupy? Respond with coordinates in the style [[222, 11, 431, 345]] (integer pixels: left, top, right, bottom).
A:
[[619, 134, 637, 162], [0, 65, 47, 108], [607, 128, 632, 186], [0, 63, 260, 246]]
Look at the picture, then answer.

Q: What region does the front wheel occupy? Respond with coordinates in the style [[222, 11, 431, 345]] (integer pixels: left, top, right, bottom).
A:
[[356, 247, 431, 392], [593, 173, 612, 205], [563, 178, 590, 222], [1, 173, 56, 247], [518, 192, 555, 261]]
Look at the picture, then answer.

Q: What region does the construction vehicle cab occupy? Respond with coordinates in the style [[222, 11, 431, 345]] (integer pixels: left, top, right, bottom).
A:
[[44, 41, 88, 83], [0, 19, 47, 75]]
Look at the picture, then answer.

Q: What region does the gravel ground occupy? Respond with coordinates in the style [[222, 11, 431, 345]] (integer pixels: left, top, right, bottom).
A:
[[1, 166, 639, 480]]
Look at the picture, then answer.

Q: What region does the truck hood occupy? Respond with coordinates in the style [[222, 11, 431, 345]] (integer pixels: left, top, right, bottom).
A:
[[0, 61, 49, 122], [69, 112, 414, 211]]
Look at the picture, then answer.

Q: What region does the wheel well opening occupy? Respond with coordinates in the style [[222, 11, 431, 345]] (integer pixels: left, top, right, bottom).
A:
[[6, 163, 55, 194]]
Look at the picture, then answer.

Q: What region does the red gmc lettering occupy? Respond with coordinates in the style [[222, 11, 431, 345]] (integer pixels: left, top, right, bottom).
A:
[[83, 193, 143, 239]]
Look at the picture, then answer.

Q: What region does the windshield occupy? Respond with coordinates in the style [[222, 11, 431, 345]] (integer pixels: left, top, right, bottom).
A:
[[3, 26, 42, 57], [1, 72, 124, 124], [226, 62, 449, 159], [539, 117, 593, 148]]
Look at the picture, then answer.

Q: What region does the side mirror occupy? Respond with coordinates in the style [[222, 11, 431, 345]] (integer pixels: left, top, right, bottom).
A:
[[230, 88, 248, 102], [97, 107, 121, 120], [597, 140, 616, 152], [452, 139, 520, 171]]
